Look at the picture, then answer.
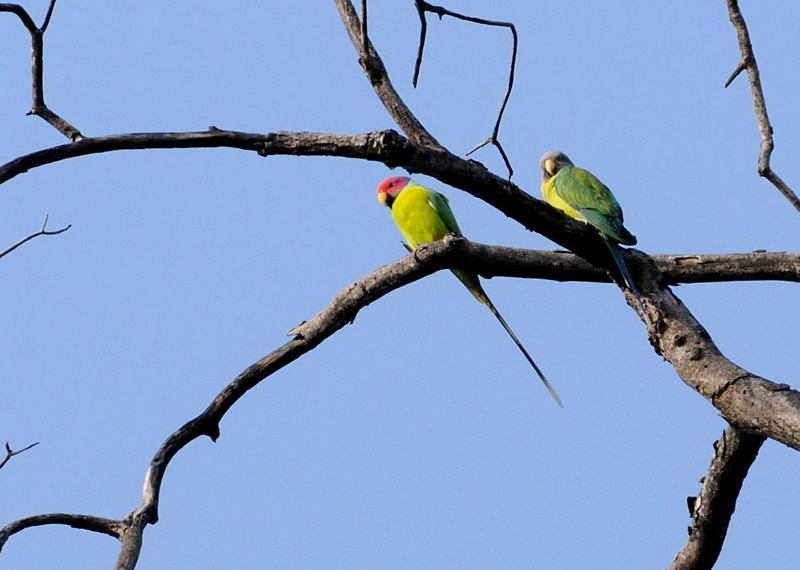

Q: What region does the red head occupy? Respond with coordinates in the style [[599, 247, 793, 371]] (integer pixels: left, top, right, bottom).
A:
[[376, 176, 410, 207]]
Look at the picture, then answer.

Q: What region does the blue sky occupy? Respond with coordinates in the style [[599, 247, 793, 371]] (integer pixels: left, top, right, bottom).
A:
[[1, 1, 798, 568]]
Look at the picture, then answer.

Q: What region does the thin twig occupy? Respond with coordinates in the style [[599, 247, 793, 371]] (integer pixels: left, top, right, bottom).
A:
[[41, 0, 56, 32], [0, 441, 40, 471], [724, 0, 800, 213], [412, 1, 427, 87], [0, 1, 82, 140], [669, 426, 765, 570], [360, 0, 368, 55], [413, 1, 517, 177], [0, 215, 71, 261]]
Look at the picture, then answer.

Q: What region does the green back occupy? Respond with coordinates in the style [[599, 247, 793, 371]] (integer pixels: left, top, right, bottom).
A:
[[554, 166, 634, 245], [426, 188, 463, 237]]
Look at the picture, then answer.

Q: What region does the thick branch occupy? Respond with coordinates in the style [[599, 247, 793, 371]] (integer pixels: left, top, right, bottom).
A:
[[0, 1, 82, 140], [119, 238, 800, 565], [651, 251, 800, 284], [0, 3, 37, 31], [0, 129, 399, 186], [724, 0, 799, 213], [456, 245, 800, 285], [0, 126, 649, 285], [1, 236, 797, 565], [630, 251, 800, 450], [334, 0, 442, 149], [669, 426, 765, 570], [0, 513, 121, 550], [111, 239, 458, 567], [2, 129, 796, 288]]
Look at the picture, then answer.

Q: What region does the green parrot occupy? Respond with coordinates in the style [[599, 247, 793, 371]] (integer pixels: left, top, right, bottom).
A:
[[377, 176, 562, 407], [539, 150, 650, 325]]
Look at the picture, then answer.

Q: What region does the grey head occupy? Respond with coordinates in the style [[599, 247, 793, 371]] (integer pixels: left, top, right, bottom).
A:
[[539, 150, 574, 181]]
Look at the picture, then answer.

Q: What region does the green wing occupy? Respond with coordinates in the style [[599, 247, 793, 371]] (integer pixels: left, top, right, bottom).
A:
[[554, 166, 634, 245], [426, 189, 464, 237]]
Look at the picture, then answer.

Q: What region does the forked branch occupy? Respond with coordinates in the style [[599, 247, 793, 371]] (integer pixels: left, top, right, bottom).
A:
[[0, 215, 71, 261], [335, 0, 442, 149], [1, 235, 798, 567], [0, 0, 82, 140], [413, 1, 518, 177], [0, 441, 40, 471], [724, 0, 799, 213]]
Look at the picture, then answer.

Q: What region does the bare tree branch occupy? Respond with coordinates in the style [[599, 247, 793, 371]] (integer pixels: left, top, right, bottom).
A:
[[334, 0, 443, 149], [651, 251, 800, 284], [0, 3, 36, 31], [724, 0, 799, 213], [0, 5, 797, 566], [0, 215, 71, 260], [1, 128, 796, 287], [106, 237, 455, 568], [412, 1, 428, 88], [0, 1, 82, 140], [0, 441, 39, 471], [0, 126, 626, 290], [40, 0, 56, 32], [0, 128, 449, 187], [456, 245, 800, 285], [0, 513, 121, 550], [669, 426, 765, 570], [625, 249, 800, 451], [0, 235, 797, 565], [360, 0, 368, 55], [412, 1, 518, 177]]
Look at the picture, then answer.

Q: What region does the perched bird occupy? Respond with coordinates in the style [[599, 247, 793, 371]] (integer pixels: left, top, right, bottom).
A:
[[539, 150, 650, 325], [377, 176, 562, 407]]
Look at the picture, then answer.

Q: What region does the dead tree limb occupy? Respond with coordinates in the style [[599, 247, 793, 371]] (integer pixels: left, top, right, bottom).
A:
[[0, 215, 71, 261], [0, 0, 82, 140], [334, 0, 442, 149], [0, 513, 121, 549], [669, 426, 765, 570], [0, 441, 39, 471], [0, 234, 797, 567], [412, 0, 518, 176], [0, 3, 797, 567], [724, 0, 799, 213]]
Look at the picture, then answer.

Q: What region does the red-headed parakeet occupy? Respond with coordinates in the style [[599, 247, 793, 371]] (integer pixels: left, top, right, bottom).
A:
[[377, 176, 562, 407]]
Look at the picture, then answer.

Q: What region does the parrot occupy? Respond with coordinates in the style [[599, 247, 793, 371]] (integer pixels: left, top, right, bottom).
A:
[[539, 150, 650, 326], [377, 176, 563, 407]]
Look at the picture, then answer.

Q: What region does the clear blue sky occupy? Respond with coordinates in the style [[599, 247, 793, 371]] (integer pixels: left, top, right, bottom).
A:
[[1, 1, 798, 568]]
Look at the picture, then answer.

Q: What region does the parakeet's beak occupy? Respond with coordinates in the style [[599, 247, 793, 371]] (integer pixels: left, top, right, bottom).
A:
[[377, 191, 389, 206], [543, 158, 556, 177]]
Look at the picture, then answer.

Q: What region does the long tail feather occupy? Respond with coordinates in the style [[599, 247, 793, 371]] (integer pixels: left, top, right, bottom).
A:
[[603, 237, 652, 328], [487, 299, 564, 408], [451, 269, 563, 407]]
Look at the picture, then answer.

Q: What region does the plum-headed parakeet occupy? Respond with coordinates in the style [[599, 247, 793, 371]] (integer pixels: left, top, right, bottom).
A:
[[377, 176, 562, 407], [539, 150, 650, 325]]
